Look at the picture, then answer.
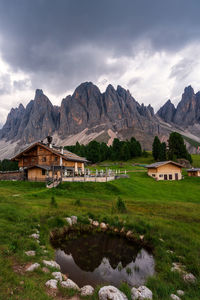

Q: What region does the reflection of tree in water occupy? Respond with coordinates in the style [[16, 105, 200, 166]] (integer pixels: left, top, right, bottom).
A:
[[55, 232, 141, 272]]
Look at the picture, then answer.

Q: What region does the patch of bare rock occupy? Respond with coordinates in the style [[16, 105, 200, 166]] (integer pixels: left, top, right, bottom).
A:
[[26, 262, 40, 272], [65, 215, 78, 226], [46, 279, 58, 289], [171, 262, 196, 283], [43, 260, 61, 270], [170, 294, 181, 300], [80, 285, 94, 296], [61, 279, 80, 291], [25, 250, 36, 256], [98, 286, 128, 300], [131, 286, 152, 299]]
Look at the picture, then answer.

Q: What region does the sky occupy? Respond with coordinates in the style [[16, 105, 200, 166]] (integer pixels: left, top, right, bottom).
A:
[[0, 0, 200, 126]]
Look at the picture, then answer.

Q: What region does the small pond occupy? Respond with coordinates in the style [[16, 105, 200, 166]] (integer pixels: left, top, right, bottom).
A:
[[53, 231, 155, 288]]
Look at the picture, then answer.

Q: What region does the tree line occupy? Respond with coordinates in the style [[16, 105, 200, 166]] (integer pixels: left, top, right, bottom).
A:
[[152, 132, 192, 163], [65, 137, 142, 163], [0, 159, 18, 171]]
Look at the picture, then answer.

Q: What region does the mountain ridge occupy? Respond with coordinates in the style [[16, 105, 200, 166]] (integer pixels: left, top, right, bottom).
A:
[[0, 82, 200, 160]]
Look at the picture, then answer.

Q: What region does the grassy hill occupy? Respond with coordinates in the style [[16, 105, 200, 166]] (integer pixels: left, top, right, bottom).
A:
[[0, 165, 200, 299]]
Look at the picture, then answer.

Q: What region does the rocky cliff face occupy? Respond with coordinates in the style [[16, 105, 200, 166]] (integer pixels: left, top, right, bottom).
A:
[[1, 82, 200, 159], [0, 89, 60, 144], [156, 100, 176, 123], [157, 85, 200, 127], [0, 82, 165, 151]]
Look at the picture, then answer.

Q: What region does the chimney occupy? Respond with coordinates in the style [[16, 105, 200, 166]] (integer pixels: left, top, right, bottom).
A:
[[46, 136, 53, 148], [60, 146, 64, 154]]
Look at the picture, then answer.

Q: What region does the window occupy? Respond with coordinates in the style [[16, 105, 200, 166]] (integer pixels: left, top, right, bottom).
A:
[[169, 174, 172, 180], [159, 174, 163, 178], [152, 174, 155, 177], [42, 157, 46, 162], [42, 169, 46, 176]]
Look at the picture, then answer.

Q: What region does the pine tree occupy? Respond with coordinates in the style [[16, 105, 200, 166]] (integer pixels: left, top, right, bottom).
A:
[[152, 136, 161, 161], [120, 142, 131, 161], [168, 132, 192, 163], [86, 141, 100, 163], [159, 142, 167, 161]]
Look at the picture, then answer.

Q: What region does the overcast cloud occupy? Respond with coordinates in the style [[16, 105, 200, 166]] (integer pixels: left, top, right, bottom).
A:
[[0, 0, 200, 124]]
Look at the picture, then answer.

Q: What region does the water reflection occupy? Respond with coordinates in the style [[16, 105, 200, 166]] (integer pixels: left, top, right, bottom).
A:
[[54, 232, 154, 287]]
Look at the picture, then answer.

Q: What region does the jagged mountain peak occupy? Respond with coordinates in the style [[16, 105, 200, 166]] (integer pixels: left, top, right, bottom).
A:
[[183, 85, 194, 96], [2, 82, 200, 160], [0, 82, 161, 150], [35, 89, 44, 97]]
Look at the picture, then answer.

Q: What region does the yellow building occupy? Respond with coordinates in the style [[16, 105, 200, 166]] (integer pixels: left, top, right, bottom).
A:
[[146, 161, 183, 181], [187, 168, 200, 177]]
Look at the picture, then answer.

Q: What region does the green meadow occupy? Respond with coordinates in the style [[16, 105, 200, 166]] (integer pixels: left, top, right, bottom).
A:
[[0, 157, 200, 299]]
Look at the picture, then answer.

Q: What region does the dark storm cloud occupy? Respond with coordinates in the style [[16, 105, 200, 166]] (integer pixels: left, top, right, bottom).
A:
[[0, 0, 200, 94]]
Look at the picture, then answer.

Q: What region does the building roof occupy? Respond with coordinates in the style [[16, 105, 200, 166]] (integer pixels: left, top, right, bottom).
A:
[[11, 141, 88, 163], [146, 160, 183, 169], [187, 168, 200, 172], [26, 165, 51, 171]]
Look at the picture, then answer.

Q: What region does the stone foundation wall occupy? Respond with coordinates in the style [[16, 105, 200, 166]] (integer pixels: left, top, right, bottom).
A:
[[0, 170, 24, 181]]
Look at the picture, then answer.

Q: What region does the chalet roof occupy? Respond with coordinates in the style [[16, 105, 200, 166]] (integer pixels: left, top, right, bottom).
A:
[[11, 142, 88, 163], [26, 165, 51, 171], [187, 168, 200, 172], [146, 160, 183, 169]]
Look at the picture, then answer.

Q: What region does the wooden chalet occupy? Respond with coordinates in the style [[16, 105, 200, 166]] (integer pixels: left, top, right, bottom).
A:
[[187, 168, 200, 177], [12, 139, 88, 182], [146, 161, 183, 181]]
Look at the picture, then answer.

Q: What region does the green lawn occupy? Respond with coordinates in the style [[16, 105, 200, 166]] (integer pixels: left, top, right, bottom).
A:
[[0, 169, 200, 299], [192, 154, 200, 167]]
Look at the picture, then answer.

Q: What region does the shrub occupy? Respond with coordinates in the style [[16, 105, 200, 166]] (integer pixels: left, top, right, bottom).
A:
[[50, 196, 58, 208], [74, 199, 81, 206], [116, 196, 127, 213]]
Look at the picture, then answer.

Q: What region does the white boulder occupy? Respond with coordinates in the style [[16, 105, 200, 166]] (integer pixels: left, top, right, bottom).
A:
[[100, 222, 107, 230], [43, 260, 60, 270], [26, 263, 40, 272], [170, 294, 181, 300], [183, 272, 196, 283], [45, 279, 58, 289], [177, 290, 184, 296], [131, 286, 152, 300], [61, 279, 80, 290], [65, 217, 72, 226], [71, 216, 78, 224], [81, 285, 94, 296], [52, 271, 62, 282], [171, 262, 185, 273], [99, 285, 128, 300], [30, 233, 39, 240], [92, 220, 99, 227], [126, 231, 133, 238], [25, 250, 36, 256]]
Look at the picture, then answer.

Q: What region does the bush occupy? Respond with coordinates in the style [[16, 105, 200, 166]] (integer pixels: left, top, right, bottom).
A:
[[50, 196, 58, 208], [116, 196, 127, 213], [73, 199, 81, 206]]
